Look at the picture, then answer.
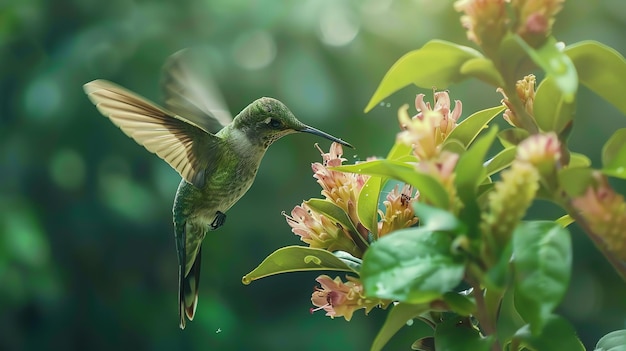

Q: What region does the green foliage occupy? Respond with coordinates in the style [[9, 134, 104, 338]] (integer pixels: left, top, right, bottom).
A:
[[245, 1, 626, 351], [360, 228, 465, 303], [242, 246, 357, 284], [512, 222, 572, 335]]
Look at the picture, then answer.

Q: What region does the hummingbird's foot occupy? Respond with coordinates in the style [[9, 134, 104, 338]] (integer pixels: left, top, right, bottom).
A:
[[210, 211, 226, 230]]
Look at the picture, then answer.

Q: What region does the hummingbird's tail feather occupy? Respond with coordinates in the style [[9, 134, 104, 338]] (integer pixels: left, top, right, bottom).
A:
[[179, 246, 202, 329]]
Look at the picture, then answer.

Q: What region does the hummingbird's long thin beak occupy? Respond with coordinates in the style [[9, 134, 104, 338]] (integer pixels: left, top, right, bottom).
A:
[[300, 126, 354, 149]]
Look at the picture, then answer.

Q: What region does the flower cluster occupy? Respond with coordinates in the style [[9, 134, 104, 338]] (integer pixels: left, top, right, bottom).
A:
[[454, 0, 507, 50], [572, 172, 626, 261], [499, 74, 537, 128], [378, 184, 419, 237], [310, 275, 384, 321], [397, 92, 462, 161]]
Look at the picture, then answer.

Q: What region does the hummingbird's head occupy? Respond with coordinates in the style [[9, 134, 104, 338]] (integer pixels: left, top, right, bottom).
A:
[[234, 97, 353, 149]]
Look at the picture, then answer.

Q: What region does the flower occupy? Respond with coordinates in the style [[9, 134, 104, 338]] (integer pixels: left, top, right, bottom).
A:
[[480, 160, 539, 263], [517, 132, 561, 174], [416, 151, 461, 212], [378, 184, 419, 237], [312, 143, 369, 227], [284, 203, 361, 257], [397, 92, 462, 160], [310, 275, 382, 321], [509, 0, 565, 46], [499, 75, 537, 128], [572, 172, 626, 260], [454, 0, 507, 50]]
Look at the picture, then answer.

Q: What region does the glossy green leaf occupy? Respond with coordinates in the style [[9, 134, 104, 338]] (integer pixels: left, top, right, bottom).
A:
[[595, 330, 626, 351], [365, 40, 483, 112], [371, 303, 433, 351], [358, 176, 383, 237], [534, 76, 575, 133], [512, 222, 572, 335], [460, 57, 505, 87], [445, 106, 505, 148], [565, 41, 626, 115], [361, 228, 465, 303], [485, 147, 516, 176], [497, 128, 530, 148], [442, 292, 476, 316], [306, 198, 369, 249], [332, 160, 450, 209], [242, 246, 356, 284], [435, 317, 494, 351], [569, 152, 591, 168], [513, 315, 584, 351], [413, 202, 463, 233], [516, 36, 578, 102], [441, 138, 466, 155], [559, 167, 594, 197]]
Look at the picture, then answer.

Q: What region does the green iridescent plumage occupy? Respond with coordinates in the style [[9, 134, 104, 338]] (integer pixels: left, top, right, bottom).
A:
[[83, 49, 352, 329]]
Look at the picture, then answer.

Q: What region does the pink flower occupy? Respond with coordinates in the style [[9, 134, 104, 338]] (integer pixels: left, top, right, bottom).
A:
[[312, 143, 369, 227], [378, 184, 419, 237], [284, 203, 361, 257], [397, 92, 462, 160], [454, 0, 507, 49], [310, 275, 382, 321]]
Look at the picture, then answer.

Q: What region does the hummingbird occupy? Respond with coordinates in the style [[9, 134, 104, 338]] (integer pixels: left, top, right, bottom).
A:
[[83, 49, 353, 329]]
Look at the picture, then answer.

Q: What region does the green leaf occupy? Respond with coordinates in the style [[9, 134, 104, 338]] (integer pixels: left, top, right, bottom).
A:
[[569, 152, 591, 168], [497, 288, 527, 347], [595, 330, 626, 351], [365, 40, 483, 112], [460, 57, 505, 87], [485, 147, 516, 177], [370, 303, 433, 351], [534, 76, 575, 133], [455, 127, 499, 237], [512, 222, 572, 335], [413, 202, 463, 233], [361, 228, 465, 303], [445, 106, 505, 148], [497, 128, 530, 148], [513, 315, 584, 351], [442, 292, 476, 316], [435, 317, 494, 351], [387, 140, 414, 160], [565, 41, 626, 115], [516, 36, 578, 103], [556, 215, 574, 228], [306, 199, 369, 250], [242, 246, 356, 284], [332, 160, 450, 209], [602, 128, 626, 168], [559, 167, 594, 197], [602, 129, 626, 166], [358, 176, 383, 237]]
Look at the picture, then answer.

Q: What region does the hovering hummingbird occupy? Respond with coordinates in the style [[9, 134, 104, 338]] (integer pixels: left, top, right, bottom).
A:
[[83, 49, 353, 329]]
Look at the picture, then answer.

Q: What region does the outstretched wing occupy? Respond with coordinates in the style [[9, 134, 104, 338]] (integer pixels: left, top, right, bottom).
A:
[[161, 49, 233, 134], [84, 79, 217, 188]]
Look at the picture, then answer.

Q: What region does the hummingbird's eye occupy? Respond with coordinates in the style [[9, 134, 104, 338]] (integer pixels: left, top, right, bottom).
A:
[[268, 118, 282, 129]]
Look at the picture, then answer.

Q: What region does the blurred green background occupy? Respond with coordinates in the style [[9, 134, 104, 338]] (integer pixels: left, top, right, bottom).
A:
[[1, 0, 625, 350]]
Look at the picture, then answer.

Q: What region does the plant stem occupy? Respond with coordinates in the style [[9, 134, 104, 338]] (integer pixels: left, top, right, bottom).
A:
[[467, 276, 501, 351]]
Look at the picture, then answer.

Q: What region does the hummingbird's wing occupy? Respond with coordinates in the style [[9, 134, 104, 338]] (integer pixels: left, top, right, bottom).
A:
[[161, 49, 233, 134], [84, 79, 218, 188]]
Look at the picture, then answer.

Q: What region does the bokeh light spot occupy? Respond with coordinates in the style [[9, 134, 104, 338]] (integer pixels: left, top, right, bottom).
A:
[[49, 148, 86, 191], [23, 75, 62, 121], [318, 3, 360, 47], [232, 30, 277, 70]]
